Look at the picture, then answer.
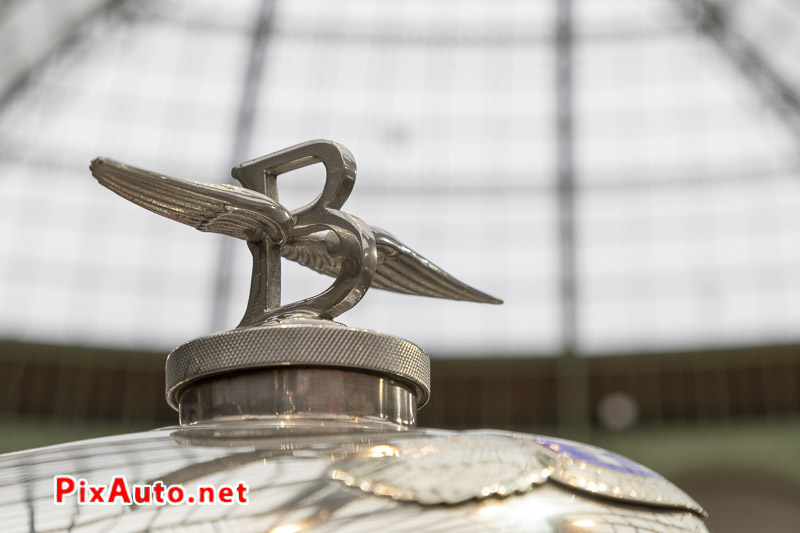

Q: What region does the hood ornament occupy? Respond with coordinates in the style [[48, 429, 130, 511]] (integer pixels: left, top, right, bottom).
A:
[[90, 139, 500, 424], [90, 139, 500, 326]]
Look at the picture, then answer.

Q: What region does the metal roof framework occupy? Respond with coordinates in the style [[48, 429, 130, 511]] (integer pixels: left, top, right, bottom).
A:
[[1, 0, 800, 357]]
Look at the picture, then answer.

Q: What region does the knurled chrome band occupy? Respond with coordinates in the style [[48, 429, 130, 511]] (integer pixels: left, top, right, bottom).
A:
[[166, 322, 430, 410]]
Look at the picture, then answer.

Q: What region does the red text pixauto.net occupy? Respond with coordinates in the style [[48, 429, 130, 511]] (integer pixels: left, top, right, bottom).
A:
[[54, 476, 249, 505]]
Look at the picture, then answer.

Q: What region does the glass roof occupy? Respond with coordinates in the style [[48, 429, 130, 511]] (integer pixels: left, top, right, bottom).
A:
[[1, 0, 799, 357]]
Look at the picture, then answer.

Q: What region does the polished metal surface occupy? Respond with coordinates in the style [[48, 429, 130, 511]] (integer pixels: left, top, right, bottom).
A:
[[178, 367, 416, 427], [0, 424, 709, 532], [165, 318, 430, 412], [281, 226, 503, 304], [530, 434, 705, 513], [330, 432, 553, 504], [230, 140, 375, 324], [89, 157, 294, 245], [90, 139, 501, 327]]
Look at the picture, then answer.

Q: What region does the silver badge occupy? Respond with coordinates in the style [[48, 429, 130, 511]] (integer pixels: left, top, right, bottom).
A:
[[330, 433, 552, 505]]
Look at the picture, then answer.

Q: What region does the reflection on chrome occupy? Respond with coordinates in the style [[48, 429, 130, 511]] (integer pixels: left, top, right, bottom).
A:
[[270, 525, 303, 533], [366, 444, 400, 458], [477, 501, 507, 517]]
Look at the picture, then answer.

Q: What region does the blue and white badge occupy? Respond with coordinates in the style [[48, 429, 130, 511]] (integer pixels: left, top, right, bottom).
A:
[[530, 436, 706, 517]]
